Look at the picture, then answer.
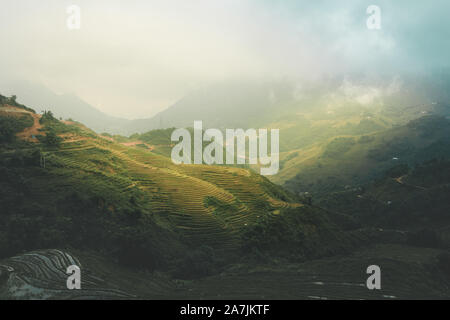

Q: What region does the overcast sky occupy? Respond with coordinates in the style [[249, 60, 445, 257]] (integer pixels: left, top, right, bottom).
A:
[[1, 0, 449, 118]]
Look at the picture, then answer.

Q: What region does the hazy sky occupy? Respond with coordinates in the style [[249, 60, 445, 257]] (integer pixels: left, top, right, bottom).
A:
[[1, 0, 449, 118]]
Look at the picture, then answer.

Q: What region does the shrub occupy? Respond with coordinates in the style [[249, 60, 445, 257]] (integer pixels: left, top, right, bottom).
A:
[[0, 114, 34, 143], [42, 129, 62, 147], [39, 110, 56, 124]]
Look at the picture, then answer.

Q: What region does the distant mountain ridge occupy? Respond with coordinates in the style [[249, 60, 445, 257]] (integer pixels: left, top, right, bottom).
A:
[[2, 74, 449, 136], [0, 80, 294, 135], [1, 85, 450, 299], [0, 81, 134, 134]]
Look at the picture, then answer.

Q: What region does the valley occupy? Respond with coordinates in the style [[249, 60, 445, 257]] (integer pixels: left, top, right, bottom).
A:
[[0, 92, 449, 299], [1, 0, 449, 303]]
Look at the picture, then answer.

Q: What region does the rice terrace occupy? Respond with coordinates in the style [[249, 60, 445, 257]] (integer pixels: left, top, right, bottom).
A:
[[0, 1, 450, 305]]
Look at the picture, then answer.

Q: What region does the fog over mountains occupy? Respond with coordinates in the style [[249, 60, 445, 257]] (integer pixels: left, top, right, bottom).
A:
[[2, 71, 449, 136], [1, 0, 450, 301]]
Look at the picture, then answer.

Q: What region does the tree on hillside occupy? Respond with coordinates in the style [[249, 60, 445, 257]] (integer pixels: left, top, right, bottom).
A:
[[0, 118, 15, 143], [43, 129, 62, 147], [40, 110, 56, 124]]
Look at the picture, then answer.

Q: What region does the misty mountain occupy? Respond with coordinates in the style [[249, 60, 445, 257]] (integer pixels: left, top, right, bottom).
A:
[[0, 81, 134, 135], [2, 74, 449, 137], [123, 74, 450, 134], [132, 81, 294, 130], [0, 80, 296, 135]]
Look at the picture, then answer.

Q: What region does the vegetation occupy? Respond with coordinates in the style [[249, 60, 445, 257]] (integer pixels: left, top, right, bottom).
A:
[[0, 114, 34, 143], [1, 99, 353, 280], [318, 159, 450, 234], [283, 116, 450, 199], [0, 94, 36, 113], [323, 137, 356, 158], [1, 93, 449, 299]]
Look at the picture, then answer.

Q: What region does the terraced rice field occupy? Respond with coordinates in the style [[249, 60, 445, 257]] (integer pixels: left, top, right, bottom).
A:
[[2, 245, 447, 300], [44, 135, 300, 253], [0, 250, 134, 299]]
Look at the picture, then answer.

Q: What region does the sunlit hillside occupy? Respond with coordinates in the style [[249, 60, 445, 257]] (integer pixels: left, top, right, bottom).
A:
[[1, 94, 449, 299], [0, 96, 358, 280]]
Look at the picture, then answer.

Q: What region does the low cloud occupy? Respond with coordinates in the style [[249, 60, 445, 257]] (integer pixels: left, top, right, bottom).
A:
[[0, 0, 448, 118]]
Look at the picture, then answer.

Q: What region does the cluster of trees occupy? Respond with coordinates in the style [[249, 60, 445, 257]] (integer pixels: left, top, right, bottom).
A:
[[0, 117, 17, 143], [0, 114, 34, 143], [35, 110, 62, 147], [39, 110, 56, 124], [0, 158, 211, 277], [0, 94, 35, 113], [38, 129, 62, 147], [0, 177, 171, 271]]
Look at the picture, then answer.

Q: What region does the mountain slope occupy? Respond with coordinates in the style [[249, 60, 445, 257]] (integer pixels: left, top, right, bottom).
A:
[[281, 116, 450, 198], [319, 158, 450, 233], [2, 94, 450, 299], [0, 82, 133, 134], [2, 74, 449, 138], [0, 97, 357, 279]]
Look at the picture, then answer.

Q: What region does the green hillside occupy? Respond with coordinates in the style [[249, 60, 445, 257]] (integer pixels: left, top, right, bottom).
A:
[[319, 159, 450, 235], [280, 116, 450, 199], [0, 98, 358, 280], [1, 95, 449, 299]]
